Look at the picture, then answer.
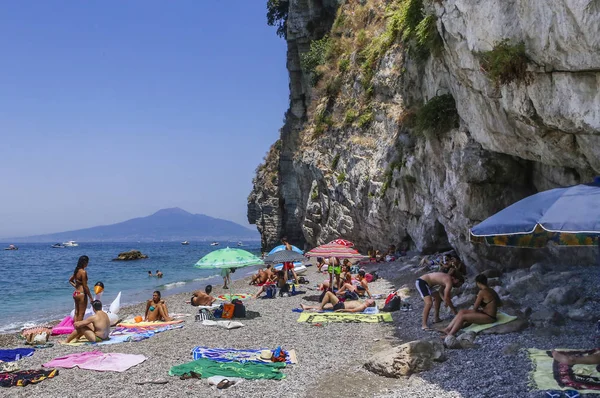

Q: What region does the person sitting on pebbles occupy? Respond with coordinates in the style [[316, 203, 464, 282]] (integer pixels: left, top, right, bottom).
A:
[[66, 300, 110, 343], [145, 290, 172, 322], [336, 270, 372, 299], [443, 274, 500, 337], [249, 264, 273, 285], [190, 285, 216, 307], [301, 291, 376, 312], [254, 270, 286, 299], [415, 271, 464, 331]]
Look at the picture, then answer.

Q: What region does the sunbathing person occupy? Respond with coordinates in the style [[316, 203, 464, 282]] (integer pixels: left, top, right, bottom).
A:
[[254, 270, 286, 299], [301, 291, 375, 312], [190, 285, 216, 307], [145, 290, 172, 322], [249, 265, 273, 285], [337, 270, 372, 298], [66, 300, 110, 343], [443, 274, 500, 336], [416, 271, 464, 330], [552, 349, 600, 365]]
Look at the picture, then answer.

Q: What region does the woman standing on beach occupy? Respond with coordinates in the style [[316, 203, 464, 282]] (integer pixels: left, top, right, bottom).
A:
[[69, 255, 93, 322]]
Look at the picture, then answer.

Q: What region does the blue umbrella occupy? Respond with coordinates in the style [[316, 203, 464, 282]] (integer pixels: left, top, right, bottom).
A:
[[268, 245, 303, 255], [470, 181, 600, 264]]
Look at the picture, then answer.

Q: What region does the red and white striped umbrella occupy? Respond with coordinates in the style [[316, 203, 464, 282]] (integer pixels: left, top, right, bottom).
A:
[[305, 243, 365, 259], [328, 239, 354, 247]]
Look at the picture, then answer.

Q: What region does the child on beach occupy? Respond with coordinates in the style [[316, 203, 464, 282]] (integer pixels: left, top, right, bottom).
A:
[[415, 271, 464, 331]]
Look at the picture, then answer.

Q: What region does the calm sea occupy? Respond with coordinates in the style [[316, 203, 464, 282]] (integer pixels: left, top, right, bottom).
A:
[[0, 241, 261, 333]]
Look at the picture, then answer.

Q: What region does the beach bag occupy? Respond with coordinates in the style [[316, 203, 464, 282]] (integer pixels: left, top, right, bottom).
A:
[[265, 285, 277, 299], [221, 304, 235, 319], [232, 299, 246, 318], [382, 296, 401, 312], [298, 276, 309, 285], [279, 283, 290, 297], [213, 305, 223, 319], [344, 291, 360, 301]]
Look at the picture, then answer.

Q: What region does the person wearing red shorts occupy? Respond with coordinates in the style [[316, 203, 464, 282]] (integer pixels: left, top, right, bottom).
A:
[[281, 237, 299, 284]]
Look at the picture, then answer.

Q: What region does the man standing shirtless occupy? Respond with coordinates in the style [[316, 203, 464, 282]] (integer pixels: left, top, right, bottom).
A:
[[301, 291, 376, 312], [66, 300, 110, 343], [416, 272, 464, 330]]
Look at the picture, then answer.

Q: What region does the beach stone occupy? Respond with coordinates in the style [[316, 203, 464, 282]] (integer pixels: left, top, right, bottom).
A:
[[530, 308, 565, 327], [444, 335, 462, 349], [459, 282, 479, 295], [457, 331, 476, 344], [493, 286, 508, 296], [453, 294, 477, 309], [529, 263, 547, 274], [567, 308, 595, 322], [364, 340, 445, 377], [487, 278, 501, 287], [481, 269, 502, 279], [572, 297, 589, 309], [506, 273, 545, 299], [543, 286, 580, 306], [502, 343, 521, 356], [112, 250, 149, 261]]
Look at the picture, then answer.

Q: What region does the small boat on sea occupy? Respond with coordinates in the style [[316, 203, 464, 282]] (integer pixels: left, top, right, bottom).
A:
[[210, 242, 219, 246], [237, 241, 243, 247], [4, 244, 18, 251], [181, 241, 190, 245], [52, 243, 65, 248], [63, 241, 79, 247]]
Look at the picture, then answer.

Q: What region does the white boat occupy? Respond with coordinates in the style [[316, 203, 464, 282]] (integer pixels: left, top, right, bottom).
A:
[[237, 241, 243, 247], [210, 242, 219, 246], [181, 241, 190, 245], [63, 241, 79, 247], [4, 244, 18, 251]]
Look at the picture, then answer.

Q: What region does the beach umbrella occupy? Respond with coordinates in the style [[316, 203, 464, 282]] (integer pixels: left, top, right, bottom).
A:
[[305, 243, 366, 259], [329, 239, 354, 247], [194, 247, 263, 300], [263, 250, 305, 264], [470, 181, 600, 264], [267, 244, 303, 255]]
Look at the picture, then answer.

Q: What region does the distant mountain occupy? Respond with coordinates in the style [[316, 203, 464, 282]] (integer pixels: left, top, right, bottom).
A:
[[8, 208, 260, 242]]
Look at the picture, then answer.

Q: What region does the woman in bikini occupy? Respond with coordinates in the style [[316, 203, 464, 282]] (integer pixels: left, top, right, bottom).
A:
[[69, 255, 93, 322], [443, 274, 501, 337], [145, 291, 173, 322]]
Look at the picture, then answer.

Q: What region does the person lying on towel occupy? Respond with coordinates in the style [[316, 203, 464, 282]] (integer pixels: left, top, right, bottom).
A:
[[66, 300, 110, 343], [190, 285, 217, 307], [443, 274, 501, 337], [300, 291, 375, 312], [552, 349, 600, 365]]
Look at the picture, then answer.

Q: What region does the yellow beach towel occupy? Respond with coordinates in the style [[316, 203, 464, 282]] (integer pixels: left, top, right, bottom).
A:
[[463, 312, 517, 333], [117, 319, 184, 328], [528, 348, 600, 394], [297, 312, 392, 323]]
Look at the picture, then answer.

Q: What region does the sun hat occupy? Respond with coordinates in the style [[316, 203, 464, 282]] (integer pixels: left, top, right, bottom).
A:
[[256, 350, 272, 362]]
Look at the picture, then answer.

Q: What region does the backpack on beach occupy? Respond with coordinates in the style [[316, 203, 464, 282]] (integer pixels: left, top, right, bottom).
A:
[[265, 285, 278, 299], [382, 296, 401, 312]]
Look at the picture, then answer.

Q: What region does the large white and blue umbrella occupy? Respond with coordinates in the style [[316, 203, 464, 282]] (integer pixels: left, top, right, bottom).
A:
[[470, 181, 600, 263]]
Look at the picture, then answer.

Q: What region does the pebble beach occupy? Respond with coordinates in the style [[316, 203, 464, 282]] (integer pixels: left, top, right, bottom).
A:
[[1, 258, 599, 398]]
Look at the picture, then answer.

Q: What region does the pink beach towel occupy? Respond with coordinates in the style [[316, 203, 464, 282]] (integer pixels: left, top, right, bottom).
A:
[[51, 316, 74, 335], [43, 351, 146, 372]]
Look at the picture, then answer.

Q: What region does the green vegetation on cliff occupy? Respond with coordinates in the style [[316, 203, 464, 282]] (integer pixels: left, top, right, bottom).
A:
[[415, 94, 459, 136], [267, 0, 289, 38], [479, 39, 530, 88]]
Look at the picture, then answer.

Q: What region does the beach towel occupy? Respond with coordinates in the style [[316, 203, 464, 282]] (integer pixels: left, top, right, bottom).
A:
[[462, 312, 517, 333], [528, 348, 600, 394], [51, 316, 74, 335], [60, 323, 183, 346], [297, 312, 392, 323], [116, 319, 184, 328], [43, 351, 146, 372], [217, 294, 252, 301], [191, 347, 298, 364], [169, 358, 286, 380], [201, 320, 244, 330], [0, 369, 58, 387], [0, 349, 35, 362]]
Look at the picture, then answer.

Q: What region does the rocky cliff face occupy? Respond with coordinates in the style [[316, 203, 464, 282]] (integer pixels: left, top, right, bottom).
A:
[[248, 0, 600, 270]]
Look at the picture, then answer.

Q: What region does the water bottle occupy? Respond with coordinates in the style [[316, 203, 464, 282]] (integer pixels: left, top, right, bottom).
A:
[[291, 284, 296, 296]]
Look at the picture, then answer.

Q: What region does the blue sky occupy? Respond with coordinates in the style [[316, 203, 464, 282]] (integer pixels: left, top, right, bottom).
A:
[[0, 1, 288, 238]]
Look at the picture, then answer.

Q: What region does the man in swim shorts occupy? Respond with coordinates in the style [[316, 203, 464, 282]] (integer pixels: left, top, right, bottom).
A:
[[300, 291, 376, 312], [66, 300, 111, 343], [416, 272, 464, 330], [191, 285, 216, 306]]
